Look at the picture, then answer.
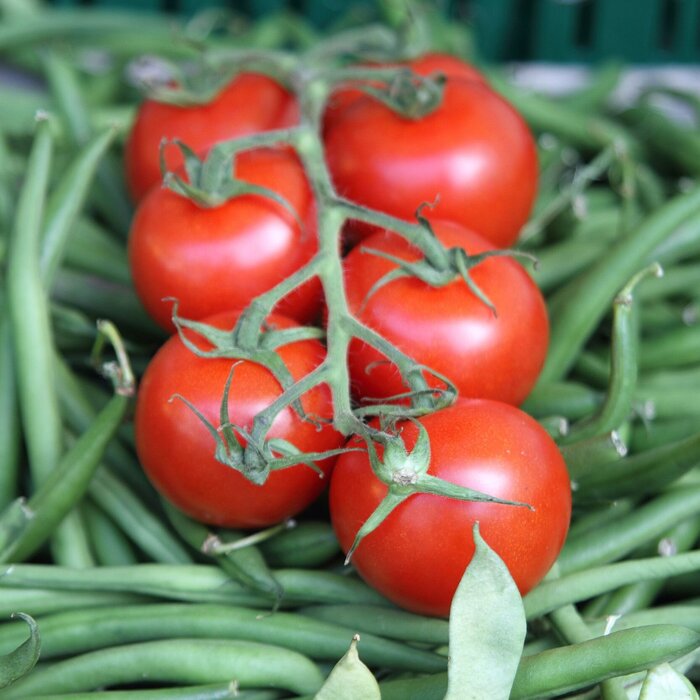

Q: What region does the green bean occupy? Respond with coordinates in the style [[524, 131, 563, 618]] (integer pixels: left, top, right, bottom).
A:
[[560, 431, 627, 483], [547, 192, 621, 240], [530, 237, 609, 293], [300, 604, 449, 645], [637, 263, 700, 302], [0, 639, 325, 698], [162, 500, 282, 599], [54, 354, 153, 498], [640, 324, 700, 370], [595, 515, 700, 616], [519, 146, 617, 243], [0, 603, 446, 673], [259, 521, 341, 568], [6, 116, 59, 483], [63, 218, 131, 285], [638, 366, 700, 389], [525, 550, 700, 618], [488, 73, 638, 154], [540, 184, 700, 383], [634, 160, 667, 212], [573, 350, 610, 388], [376, 625, 700, 700], [589, 605, 700, 636], [0, 296, 19, 510], [631, 416, 699, 452], [52, 268, 163, 340], [4, 114, 92, 566], [29, 687, 276, 700], [0, 590, 148, 619], [43, 51, 132, 236], [559, 483, 700, 574], [0, 564, 389, 608], [640, 300, 691, 333], [88, 469, 192, 565], [646, 212, 700, 266], [537, 415, 570, 440], [567, 499, 634, 540], [566, 265, 658, 443], [621, 104, 700, 176], [40, 129, 116, 287], [547, 604, 628, 700], [0, 391, 129, 563], [522, 381, 602, 420], [82, 500, 138, 567], [574, 431, 700, 499]]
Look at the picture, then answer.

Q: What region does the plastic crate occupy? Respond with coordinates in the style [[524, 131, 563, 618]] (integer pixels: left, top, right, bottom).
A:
[[48, 0, 700, 63]]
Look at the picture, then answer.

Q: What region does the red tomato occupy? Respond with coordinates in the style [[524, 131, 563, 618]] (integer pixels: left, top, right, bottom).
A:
[[329, 400, 572, 616], [344, 221, 548, 406], [134, 311, 343, 528], [324, 78, 537, 249], [128, 147, 321, 333], [125, 73, 298, 201]]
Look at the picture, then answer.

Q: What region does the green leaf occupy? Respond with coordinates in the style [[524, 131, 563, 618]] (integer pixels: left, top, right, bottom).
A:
[[444, 523, 526, 700], [314, 635, 381, 700], [0, 613, 40, 689], [639, 663, 699, 699]]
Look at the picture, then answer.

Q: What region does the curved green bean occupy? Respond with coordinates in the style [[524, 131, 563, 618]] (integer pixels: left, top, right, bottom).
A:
[[540, 184, 700, 383], [372, 625, 700, 700], [0, 564, 389, 608], [525, 549, 700, 618], [0, 639, 325, 698], [0, 603, 446, 673], [560, 483, 700, 573]]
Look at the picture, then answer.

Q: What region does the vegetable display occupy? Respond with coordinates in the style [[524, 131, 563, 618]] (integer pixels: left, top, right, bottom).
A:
[[0, 2, 700, 698]]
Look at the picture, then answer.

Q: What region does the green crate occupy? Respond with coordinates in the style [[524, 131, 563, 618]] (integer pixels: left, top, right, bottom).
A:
[[47, 0, 700, 63]]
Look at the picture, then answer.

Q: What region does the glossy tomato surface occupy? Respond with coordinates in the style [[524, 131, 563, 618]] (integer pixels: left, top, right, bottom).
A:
[[329, 400, 572, 616], [129, 147, 321, 332], [324, 78, 537, 249], [135, 311, 343, 528], [125, 73, 298, 201], [345, 221, 549, 406]]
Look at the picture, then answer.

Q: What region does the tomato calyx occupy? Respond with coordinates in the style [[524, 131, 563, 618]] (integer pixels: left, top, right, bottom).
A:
[[160, 139, 305, 235], [360, 69, 445, 120], [169, 302, 323, 420], [171, 362, 356, 486], [358, 217, 539, 316], [344, 422, 533, 563]]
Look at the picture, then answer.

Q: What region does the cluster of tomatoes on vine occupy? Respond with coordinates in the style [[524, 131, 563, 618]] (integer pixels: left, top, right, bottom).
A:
[[124, 49, 572, 617]]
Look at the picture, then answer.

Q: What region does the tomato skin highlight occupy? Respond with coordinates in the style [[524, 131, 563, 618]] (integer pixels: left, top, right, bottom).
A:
[[344, 221, 549, 406], [125, 73, 298, 202], [329, 400, 572, 617], [324, 78, 538, 249], [128, 147, 321, 333], [134, 311, 343, 529]]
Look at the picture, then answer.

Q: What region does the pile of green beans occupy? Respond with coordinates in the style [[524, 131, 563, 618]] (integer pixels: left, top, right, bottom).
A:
[[1, 2, 700, 698]]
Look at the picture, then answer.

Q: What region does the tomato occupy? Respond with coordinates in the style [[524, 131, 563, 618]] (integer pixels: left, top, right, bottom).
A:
[[134, 311, 343, 528], [125, 73, 298, 201], [344, 220, 548, 406], [129, 146, 321, 333], [324, 77, 537, 249], [329, 399, 572, 616]]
